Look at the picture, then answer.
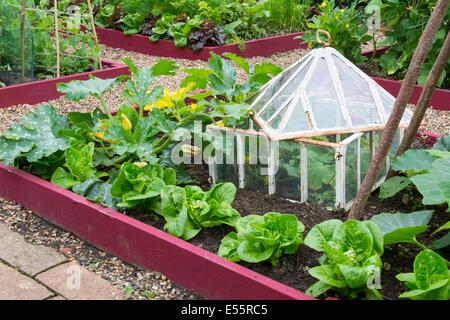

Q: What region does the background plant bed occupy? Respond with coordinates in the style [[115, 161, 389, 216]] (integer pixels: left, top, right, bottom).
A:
[[0, 60, 129, 109], [0, 162, 315, 300], [94, 27, 307, 60]]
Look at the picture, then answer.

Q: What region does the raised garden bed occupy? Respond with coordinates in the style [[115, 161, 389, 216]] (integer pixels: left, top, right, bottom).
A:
[[94, 27, 307, 60], [0, 60, 129, 109], [372, 77, 450, 112], [0, 162, 315, 300]]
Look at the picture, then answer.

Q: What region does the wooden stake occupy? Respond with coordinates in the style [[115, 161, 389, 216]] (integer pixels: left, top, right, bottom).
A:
[[20, 0, 26, 82], [395, 31, 450, 157], [54, 0, 60, 78], [86, 0, 102, 70], [348, 0, 450, 220]]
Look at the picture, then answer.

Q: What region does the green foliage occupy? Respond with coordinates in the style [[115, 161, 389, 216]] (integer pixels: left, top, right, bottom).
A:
[[160, 183, 240, 240], [372, 0, 450, 87], [0, 0, 101, 83], [218, 212, 304, 265], [0, 105, 71, 165], [396, 250, 450, 300], [304, 219, 384, 299], [370, 211, 433, 245], [180, 52, 280, 127], [90, 0, 311, 51], [111, 162, 175, 209], [300, 0, 372, 63], [381, 135, 450, 211], [51, 143, 98, 189]]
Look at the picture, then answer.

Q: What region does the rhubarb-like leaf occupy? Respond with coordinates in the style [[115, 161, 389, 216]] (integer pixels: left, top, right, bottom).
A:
[[370, 211, 433, 245], [0, 105, 71, 165]]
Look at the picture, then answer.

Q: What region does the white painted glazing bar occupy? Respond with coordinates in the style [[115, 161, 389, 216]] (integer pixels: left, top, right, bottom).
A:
[[300, 143, 308, 202], [236, 133, 245, 189]]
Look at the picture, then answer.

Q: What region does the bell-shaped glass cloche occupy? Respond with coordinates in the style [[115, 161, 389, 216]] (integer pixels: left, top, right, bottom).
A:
[[207, 47, 412, 210], [249, 47, 412, 140]]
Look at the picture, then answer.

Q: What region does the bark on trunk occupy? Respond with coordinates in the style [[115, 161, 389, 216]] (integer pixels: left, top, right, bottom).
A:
[[348, 0, 450, 220]]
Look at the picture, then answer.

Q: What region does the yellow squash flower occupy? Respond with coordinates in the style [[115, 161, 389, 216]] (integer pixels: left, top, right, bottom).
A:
[[95, 131, 104, 139], [145, 88, 174, 111], [215, 120, 225, 127], [320, 1, 327, 8], [190, 103, 199, 111], [144, 83, 196, 111], [121, 114, 133, 131]]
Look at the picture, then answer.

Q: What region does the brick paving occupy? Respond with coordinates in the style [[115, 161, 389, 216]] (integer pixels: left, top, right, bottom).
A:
[[0, 225, 124, 300]]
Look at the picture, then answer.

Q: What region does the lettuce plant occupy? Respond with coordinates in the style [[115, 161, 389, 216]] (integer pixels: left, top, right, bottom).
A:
[[397, 250, 450, 300], [218, 212, 304, 265], [304, 219, 384, 299], [159, 182, 240, 240], [111, 162, 176, 209], [51, 142, 101, 189]]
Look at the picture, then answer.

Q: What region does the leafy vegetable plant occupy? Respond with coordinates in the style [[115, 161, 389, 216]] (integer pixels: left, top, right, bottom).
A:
[[159, 182, 240, 240], [304, 219, 384, 299], [218, 212, 304, 265], [381, 135, 450, 211], [300, 0, 372, 63], [396, 249, 450, 300]]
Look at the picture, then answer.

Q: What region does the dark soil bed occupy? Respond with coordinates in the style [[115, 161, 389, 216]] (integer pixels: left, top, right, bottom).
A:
[[131, 163, 449, 300]]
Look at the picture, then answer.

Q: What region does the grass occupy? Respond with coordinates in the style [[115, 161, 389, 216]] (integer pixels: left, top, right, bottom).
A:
[[262, 0, 313, 33]]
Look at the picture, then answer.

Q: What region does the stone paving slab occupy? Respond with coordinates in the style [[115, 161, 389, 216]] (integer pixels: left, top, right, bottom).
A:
[[0, 262, 53, 300], [0, 225, 67, 276], [36, 262, 125, 300]]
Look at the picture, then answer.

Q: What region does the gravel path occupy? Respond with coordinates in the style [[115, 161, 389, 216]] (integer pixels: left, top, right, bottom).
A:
[[0, 199, 199, 300]]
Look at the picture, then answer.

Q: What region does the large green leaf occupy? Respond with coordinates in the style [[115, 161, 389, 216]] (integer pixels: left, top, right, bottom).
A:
[[332, 220, 374, 263], [410, 158, 450, 207], [308, 265, 347, 288], [206, 182, 236, 205], [414, 250, 449, 291], [0, 105, 71, 165], [304, 219, 342, 252], [72, 179, 117, 209], [370, 211, 433, 245], [379, 176, 411, 198], [433, 135, 450, 151], [57, 76, 118, 100], [217, 232, 241, 262], [391, 149, 436, 174], [237, 240, 274, 263]]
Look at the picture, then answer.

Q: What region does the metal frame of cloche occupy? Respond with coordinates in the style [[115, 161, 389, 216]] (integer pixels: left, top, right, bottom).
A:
[[206, 47, 412, 210]]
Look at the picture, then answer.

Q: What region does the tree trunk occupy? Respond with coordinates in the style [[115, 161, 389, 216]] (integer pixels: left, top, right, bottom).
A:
[[348, 0, 450, 220], [395, 31, 450, 157]]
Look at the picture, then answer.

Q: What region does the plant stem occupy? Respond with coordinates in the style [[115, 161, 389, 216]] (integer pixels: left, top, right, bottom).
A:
[[20, 0, 26, 82], [98, 96, 113, 120], [413, 238, 429, 251], [348, 0, 450, 220], [54, 0, 60, 78], [153, 135, 172, 155]]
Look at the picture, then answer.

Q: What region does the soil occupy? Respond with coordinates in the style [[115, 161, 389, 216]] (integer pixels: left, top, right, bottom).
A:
[[0, 71, 22, 87], [130, 163, 449, 300]]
